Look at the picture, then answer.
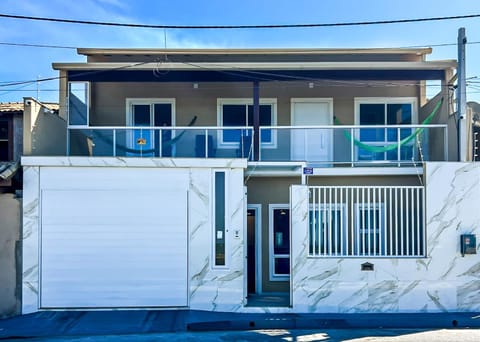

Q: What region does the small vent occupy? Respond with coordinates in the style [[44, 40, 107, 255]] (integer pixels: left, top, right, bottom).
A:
[[361, 262, 374, 271]]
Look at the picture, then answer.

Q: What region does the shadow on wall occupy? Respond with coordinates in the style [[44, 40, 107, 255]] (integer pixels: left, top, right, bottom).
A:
[[0, 193, 21, 318], [30, 108, 67, 156]]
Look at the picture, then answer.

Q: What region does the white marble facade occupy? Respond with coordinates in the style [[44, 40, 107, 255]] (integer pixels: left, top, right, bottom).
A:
[[291, 162, 480, 313], [21, 157, 246, 313], [22, 159, 480, 313]]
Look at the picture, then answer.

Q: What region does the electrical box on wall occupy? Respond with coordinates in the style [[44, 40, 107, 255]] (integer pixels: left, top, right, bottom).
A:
[[460, 234, 477, 256]]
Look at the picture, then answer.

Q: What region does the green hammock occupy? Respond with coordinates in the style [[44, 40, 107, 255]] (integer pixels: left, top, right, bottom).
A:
[[335, 98, 443, 153]]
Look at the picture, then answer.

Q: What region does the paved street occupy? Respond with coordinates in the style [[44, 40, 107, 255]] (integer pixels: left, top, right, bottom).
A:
[[15, 328, 480, 341]]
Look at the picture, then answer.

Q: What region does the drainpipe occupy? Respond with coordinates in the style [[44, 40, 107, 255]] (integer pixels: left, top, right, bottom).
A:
[[457, 27, 467, 162]]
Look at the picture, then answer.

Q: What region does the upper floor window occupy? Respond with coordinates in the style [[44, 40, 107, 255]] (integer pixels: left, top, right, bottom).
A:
[[355, 98, 417, 162], [217, 98, 277, 148], [68, 82, 89, 126]]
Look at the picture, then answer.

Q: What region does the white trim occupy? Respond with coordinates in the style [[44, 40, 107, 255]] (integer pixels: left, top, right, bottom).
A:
[[53, 61, 456, 71], [268, 204, 290, 282], [125, 98, 176, 157], [67, 81, 90, 126], [354, 202, 386, 256], [354, 97, 418, 126], [290, 98, 334, 163], [125, 98, 176, 126], [212, 169, 229, 269], [310, 167, 423, 176], [308, 203, 347, 257], [247, 204, 262, 294], [216, 98, 277, 149], [354, 97, 418, 162]]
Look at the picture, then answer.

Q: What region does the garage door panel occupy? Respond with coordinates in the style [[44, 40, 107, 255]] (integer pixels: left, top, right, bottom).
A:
[[40, 187, 188, 308]]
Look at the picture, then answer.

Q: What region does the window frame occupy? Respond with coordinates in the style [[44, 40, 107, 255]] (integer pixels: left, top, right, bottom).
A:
[[268, 204, 290, 281], [67, 81, 90, 127], [354, 97, 418, 162], [212, 169, 230, 269], [217, 98, 277, 149], [125, 98, 176, 157], [308, 203, 347, 257], [354, 202, 386, 256]]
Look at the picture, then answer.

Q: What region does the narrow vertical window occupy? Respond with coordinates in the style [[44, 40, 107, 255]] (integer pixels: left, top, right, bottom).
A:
[[214, 171, 226, 266], [68, 82, 89, 126]]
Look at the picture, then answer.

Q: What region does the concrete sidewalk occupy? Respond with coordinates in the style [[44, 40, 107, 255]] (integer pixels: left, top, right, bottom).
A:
[[1, 310, 480, 340]]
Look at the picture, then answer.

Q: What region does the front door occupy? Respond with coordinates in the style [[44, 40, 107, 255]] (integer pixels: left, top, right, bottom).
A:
[[127, 99, 174, 157], [291, 99, 333, 164]]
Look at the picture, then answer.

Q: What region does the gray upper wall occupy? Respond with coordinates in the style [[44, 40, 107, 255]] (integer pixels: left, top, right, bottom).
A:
[[78, 48, 431, 63], [90, 81, 419, 126]]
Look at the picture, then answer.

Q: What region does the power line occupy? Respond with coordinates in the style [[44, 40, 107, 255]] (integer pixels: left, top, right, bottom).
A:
[[2, 39, 480, 52], [1, 12, 480, 30], [0, 42, 76, 49]]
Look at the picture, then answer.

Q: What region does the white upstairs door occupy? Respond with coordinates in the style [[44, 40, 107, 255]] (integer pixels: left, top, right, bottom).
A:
[[291, 99, 333, 164]]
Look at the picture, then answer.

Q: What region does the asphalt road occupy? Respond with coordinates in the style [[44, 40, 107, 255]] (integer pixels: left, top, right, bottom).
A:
[[17, 328, 480, 341]]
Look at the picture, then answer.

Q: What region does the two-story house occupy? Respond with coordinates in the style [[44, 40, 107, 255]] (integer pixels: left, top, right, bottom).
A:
[[21, 47, 480, 314]]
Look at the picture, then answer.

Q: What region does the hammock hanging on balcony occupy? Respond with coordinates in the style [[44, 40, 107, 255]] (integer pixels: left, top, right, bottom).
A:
[[335, 98, 443, 153], [89, 115, 197, 155]]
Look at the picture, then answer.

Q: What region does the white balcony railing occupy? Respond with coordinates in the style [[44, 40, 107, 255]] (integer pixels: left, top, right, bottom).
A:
[[308, 186, 425, 257], [67, 124, 448, 165]]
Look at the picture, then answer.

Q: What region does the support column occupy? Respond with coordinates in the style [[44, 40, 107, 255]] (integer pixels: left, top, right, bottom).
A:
[[253, 81, 260, 161]]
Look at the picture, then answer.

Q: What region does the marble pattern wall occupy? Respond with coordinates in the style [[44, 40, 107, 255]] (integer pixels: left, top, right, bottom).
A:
[[290, 162, 480, 313], [21, 157, 246, 313]]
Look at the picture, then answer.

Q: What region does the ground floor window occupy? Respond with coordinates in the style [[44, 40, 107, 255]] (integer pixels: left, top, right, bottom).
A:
[[308, 186, 425, 258], [269, 205, 290, 280]]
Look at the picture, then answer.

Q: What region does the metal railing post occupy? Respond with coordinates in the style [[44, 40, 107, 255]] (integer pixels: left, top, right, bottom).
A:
[[113, 129, 116, 157], [350, 128, 354, 167], [205, 129, 208, 158], [66, 128, 70, 156]]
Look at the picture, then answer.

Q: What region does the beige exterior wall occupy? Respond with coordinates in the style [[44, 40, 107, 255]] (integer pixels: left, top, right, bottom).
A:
[[246, 174, 421, 293], [0, 193, 21, 318], [89, 81, 419, 127], [23, 98, 66, 156]]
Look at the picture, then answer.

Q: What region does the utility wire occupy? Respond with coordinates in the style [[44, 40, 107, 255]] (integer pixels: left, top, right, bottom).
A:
[[1, 12, 480, 29], [2, 40, 480, 50], [0, 42, 76, 49]]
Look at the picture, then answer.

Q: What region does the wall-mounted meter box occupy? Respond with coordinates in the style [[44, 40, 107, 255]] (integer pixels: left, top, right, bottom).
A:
[[460, 234, 477, 256]]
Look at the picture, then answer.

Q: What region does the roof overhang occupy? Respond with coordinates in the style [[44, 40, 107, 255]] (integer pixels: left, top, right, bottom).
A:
[[53, 61, 455, 71], [55, 61, 455, 82], [77, 47, 433, 56]]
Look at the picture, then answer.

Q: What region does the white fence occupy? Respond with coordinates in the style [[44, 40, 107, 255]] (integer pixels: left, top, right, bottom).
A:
[[308, 186, 425, 257]]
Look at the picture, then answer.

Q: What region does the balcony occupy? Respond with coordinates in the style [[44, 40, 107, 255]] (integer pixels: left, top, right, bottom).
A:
[[67, 124, 448, 166]]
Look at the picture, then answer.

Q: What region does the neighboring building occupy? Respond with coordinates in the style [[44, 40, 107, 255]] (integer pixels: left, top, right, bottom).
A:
[[20, 48, 480, 314], [0, 100, 58, 318], [467, 101, 480, 161]]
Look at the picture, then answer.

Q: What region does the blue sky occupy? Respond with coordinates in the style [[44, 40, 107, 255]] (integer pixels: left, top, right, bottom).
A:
[[1, 0, 480, 103]]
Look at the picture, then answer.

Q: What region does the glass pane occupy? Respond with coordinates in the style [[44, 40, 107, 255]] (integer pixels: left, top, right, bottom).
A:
[[274, 257, 290, 275], [68, 82, 88, 126], [215, 172, 226, 266], [130, 129, 154, 157], [247, 105, 272, 143], [153, 103, 172, 126], [273, 209, 290, 255], [0, 121, 8, 139], [387, 104, 412, 141], [223, 105, 246, 143], [360, 104, 385, 142], [133, 105, 151, 126]]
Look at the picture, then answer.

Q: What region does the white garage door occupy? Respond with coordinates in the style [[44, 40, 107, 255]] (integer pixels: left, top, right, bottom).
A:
[[39, 169, 188, 308]]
